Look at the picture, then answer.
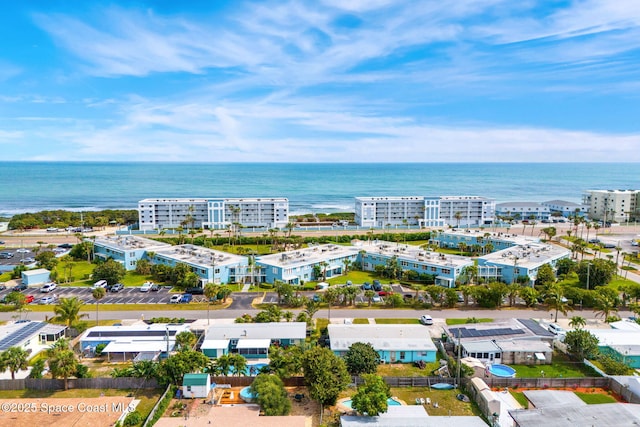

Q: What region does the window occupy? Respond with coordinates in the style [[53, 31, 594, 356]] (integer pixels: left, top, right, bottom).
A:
[[400, 352, 406, 360], [483, 353, 489, 359], [187, 386, 192, 391]]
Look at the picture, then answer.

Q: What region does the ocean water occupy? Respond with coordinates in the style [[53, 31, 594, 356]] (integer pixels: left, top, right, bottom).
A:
[[0, 162, 638, 217]]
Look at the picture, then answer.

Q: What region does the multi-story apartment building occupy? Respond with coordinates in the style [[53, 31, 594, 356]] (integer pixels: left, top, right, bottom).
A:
[[138, 197, 289, 231], [355, 195, 495, 228], [582, 190, 639, 223], [433, 196, 495, 228], [495, 202, 551, 222], [354, 196, 426, 228], [541, 200, 588, 218]]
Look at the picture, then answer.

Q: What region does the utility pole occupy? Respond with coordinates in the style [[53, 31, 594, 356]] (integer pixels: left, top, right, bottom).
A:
[[586, 262, 591, 291]]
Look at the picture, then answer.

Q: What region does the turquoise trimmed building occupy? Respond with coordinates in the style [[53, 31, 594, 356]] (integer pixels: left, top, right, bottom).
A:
[[328, 324, 437, 363]]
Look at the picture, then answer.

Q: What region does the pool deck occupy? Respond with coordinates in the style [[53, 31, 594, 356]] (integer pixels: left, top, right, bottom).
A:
[[336, 396, 405, 413]]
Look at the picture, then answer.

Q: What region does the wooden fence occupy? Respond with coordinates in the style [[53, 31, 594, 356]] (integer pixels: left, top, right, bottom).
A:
[[0, 377, 158, 391], [482, 376, 609, 389]]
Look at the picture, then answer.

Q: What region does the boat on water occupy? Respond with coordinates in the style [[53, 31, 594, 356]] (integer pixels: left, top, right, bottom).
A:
[[431, 383, 454, 390]]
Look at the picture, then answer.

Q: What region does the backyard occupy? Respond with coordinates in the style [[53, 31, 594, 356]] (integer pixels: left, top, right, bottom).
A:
[[511, 352, 600, 378]]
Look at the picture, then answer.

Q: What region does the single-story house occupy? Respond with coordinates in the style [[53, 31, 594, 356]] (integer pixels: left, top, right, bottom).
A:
[[79, 323, 191, 361], [587, 327, 640, 368], [0, 321, 66, 378], [182, 373, 211, 398], [495, 339, 552, 365], [201, 322, 306, 359], [328, 324, 437, 364], [341, 405, 487, 427], [21, 268, 50, 286]]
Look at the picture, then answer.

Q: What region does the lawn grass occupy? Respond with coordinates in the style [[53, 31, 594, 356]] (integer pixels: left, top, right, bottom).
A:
[[0, 271, 11, 281], [54, 260, 95, 284], [510, 391, 529, 408], [511, 352, 599, 378], [352, 318, 369, 324], [325, 271, 390, 285], [24, 302, 230, 312], [446, 318, 494, 325], [375, 318, 421, 324], [575, 391, 617, 404], [376, 360, 441, 377], [389, 387, 482, 416]]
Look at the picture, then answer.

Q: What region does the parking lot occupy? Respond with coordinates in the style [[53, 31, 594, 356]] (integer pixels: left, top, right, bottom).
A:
[[0, 285, 204, 305]]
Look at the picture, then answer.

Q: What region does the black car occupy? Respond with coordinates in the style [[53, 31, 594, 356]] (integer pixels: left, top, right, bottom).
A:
[[58, 243, 74, 249], [372, 280, 382, 292], [12, 283, 28, 292], [0, 284, 6, 291], [109, 283, 124, 293], [186, 286, 204, 295]]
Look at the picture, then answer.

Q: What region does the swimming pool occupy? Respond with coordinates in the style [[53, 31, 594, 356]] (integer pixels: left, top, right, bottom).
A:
[[488, 364, 516, 378], [342, 397, 402, 409], [239, 386, 258, 403]]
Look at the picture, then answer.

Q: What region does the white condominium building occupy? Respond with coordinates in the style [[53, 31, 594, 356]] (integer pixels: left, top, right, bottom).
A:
[[355, 196, 426, 228], [138, 198, 289, 231], [582, 190, 640, 223], [355, 195, 495, 228]]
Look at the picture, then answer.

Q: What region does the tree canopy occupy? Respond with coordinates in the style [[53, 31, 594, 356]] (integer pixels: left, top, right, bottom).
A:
[[302, 347, 350, 424], [251, 374, 291, 416], [344, 342, 380, 376], [92, 259, 126, 285], [351, 374, 391, 416]]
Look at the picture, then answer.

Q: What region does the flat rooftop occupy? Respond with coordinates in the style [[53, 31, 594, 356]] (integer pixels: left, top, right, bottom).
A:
[[361, 240, 473, 269], [437, 229, 540, 246], [328, 324, 437, 352], [257, 243, 359, 268], [479, 242, 570, 269], [355, 196, 424, 201], [496, 201, 548, 208], [0, 321, 66, 351], [154, 244, 246, 267], [205, 322, 306, 340], [448, 319, 554, 342], [522, 390, 586, 409], [92, 235, 171, 251], [509, 402, 640, 427]]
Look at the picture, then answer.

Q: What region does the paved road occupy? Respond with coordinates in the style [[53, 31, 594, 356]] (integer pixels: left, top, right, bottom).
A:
[[2, 303, 633, 323]]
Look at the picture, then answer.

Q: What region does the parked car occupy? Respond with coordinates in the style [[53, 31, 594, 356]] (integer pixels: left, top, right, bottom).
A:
[[12, 283, 28, 292], [589, 238, 601, 244], [24, 295, 35, 304], [21, 257, 36, 264], [372, 295, 382, 303], [419, 314, 434, 325], [0, 252, 13, 259], [186, 286, 203, 295], [58, 243, 74, 249], [169, 294, 183, 304], [0, 240, 5, 244], [39, 295, 57, 305], [109, 283, 124, 293], [180, 293, 193, 303], [361, 282, 372, 290], [312, 294, 321, 302], [602, 243, 616, 249], [0, 283, 6, 291], [547, 323, 565, 335], [346, 280, 353, 286], [92, 280, 108, 289], [372, 280, 382, 291], [40, 282, 57, 293], [140, 281, 155, 292], [378, 290, 393, 296]]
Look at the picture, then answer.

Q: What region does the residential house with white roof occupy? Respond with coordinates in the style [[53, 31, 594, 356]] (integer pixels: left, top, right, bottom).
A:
[[328, 324, 437, 364]]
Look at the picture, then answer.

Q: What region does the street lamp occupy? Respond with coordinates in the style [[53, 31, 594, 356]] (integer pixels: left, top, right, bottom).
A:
[[586, 262, 592, 290]]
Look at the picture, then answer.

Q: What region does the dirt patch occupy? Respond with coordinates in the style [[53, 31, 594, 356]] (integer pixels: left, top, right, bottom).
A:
[[0, 396, 132, 427]]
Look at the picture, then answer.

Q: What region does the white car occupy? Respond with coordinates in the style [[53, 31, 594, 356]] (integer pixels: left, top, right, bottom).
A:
[[39, 295, 57, 305], [16, 248, 30, 253], [420, 315, 434, 325], [169, 294, 182, 304], [140, 282, 155, 292], [92, 280, 108, 289], [40, 282, 57, 293]]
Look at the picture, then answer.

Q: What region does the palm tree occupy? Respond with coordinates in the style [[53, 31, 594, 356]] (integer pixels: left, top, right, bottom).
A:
[[230, 354, 248, 376], [364, 290, 376, 306], [544, 283, 573, 322], [175, 331, 197, 351], [92, 287, 106, 326], [53, 297, 88, 329], [204, 283, 219, 325], [304, 299, 320, 321], [48, 349, 77, 390], [359, 250, 367, 271], [0, 346, 29, 379], [454, 211, 463, 228], [569, 316, 586, 330]]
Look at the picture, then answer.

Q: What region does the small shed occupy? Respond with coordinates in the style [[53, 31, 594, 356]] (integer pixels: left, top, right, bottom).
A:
[[182, 373, 211, 398], [21, 268, 50, 286]]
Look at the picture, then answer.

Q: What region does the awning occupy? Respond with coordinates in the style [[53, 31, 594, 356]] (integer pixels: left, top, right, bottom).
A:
[[535, 352, 546, 361], [236, 339, 271, 349]]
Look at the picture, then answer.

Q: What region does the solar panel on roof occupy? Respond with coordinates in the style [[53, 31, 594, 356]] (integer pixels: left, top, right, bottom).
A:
[[0, 322, 45, 351]]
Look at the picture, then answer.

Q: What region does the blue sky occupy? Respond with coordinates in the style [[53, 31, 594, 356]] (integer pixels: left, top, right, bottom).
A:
[[1, 0, 639, 162]]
